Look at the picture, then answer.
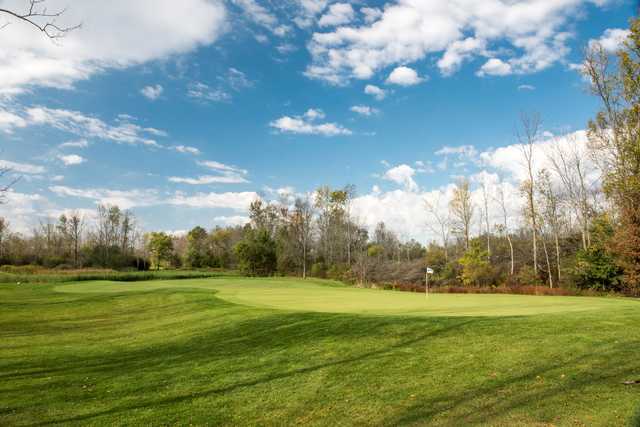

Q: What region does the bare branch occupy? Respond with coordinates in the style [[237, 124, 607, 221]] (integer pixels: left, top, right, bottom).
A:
[[0, 0, 81, 40]]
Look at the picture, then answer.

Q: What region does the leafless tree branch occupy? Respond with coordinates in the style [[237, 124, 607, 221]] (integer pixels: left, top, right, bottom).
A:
[[0, 0, 81, 39]]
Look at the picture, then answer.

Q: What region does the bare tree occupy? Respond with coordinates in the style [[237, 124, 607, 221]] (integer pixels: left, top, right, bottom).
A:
[[494, 181, 515, 276], [480, 176, 491, 260], [518, 112, 542, 274], [0, 167, 19, 204], [538, 169, 562, 285], [424, 191, 451, 261], [68, 212, 84, 268], [450, 178, 474, 250], [547, 134, 596, 250], [0, 0, 80, 39], [292, 196, 314, 279]]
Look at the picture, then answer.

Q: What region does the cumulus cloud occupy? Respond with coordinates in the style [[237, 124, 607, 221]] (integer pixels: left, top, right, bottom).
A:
[[305, 0, 600, 84], [140, 84, 163, 100], [319, 3, 355, 27], [386, 66, 424, 86], [477, 58, 513, 77], [49, 185, 160, 209], [0, 0, 227, 94], [589, 28, 630, 53], [270, 109, 352, 136], [57, 154, 86, 166], [383, 164, 418, 192], [213, 215, 250, 227], [364, 84, 386, 100], [350, 105, 379, 116], [361, 7, 383, 24]]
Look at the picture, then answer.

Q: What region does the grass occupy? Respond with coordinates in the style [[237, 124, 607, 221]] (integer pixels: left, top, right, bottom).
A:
[[0, 268, 233, 284], [2, 277, 640, 426]]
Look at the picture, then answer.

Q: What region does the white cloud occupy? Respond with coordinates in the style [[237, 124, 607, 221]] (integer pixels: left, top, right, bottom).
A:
[[0, 0, 227, 94], [386, 66, 424, 86], [232, 0, 289, 36], [49, 185, 160, 209], [518, 84, 536, 91], [319, 3, 355, 27], [169, 159, 249, 185], [227, 68, 253, 91], [213, 215, 250, 227], [57, 154, 86, 166], [270, 110, 352, 136], [168, 175, 248, 185], [361, 7, 383, 24], [350, 105, 379, 116], [169, 191, 259, 210], [383, 164, 418, 192], [305, 0, 601, 84], [59, 139, 89, 149], [140, 84, 163, 100], [437, 37, 486, 76], [187, 82, 231, 103], [171, 145, 201, 155], [364, 84, 386, 100], [0, 159, 45, 174], [477, 58, 513, 77], [26, 107, 165, 147], [589, 28, 630, 53], [0, 109, 27, 133], [0, 190, 51, 233], [304, 108, 326, 120]]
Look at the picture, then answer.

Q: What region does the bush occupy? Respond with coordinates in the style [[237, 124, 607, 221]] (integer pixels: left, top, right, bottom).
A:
[[327, 263, 349, 281], [310, 262, 327, 278], [516, 265, 544, 287]]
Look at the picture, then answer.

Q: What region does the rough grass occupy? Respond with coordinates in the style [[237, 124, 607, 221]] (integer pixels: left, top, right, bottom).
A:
[[0, 268, 233, 284], [1, 277, 640, 426]]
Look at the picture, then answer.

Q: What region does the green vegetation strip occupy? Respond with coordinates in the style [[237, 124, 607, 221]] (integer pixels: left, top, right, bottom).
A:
[[1, 277, 639, 426]]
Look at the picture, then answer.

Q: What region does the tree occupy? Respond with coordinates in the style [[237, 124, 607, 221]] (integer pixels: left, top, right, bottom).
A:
[[68, 213, 83, 268], [538, 169, 562, 286], [146, 232, 173, 270], [424, 191, 451, 261], [584, 18, 640, 293], [291, 197, 314, 278], [450, 178, 474, 250], [185, 226, 209, 268], [518, 112, 542, 275], [495, 181, 515, 276], [235, 229, 277, 276], [0, 217, 8, 260], [0, 0, 80, 39], [458, 240, 493, 287]]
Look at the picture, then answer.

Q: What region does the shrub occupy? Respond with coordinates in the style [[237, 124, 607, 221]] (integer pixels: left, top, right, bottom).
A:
[[234, 229, 277, 277]]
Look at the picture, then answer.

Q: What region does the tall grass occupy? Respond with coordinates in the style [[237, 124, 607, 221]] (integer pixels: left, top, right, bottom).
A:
[[0, 266, 236, 284]]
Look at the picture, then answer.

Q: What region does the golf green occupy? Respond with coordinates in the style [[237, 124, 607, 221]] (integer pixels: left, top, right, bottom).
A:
[[55, 277, 638, 317]]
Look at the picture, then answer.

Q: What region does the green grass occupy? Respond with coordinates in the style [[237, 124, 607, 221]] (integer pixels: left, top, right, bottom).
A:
[[2, 277, 640, 426]]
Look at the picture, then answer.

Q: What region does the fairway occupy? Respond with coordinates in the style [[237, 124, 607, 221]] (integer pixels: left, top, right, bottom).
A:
[[56, 277, 637, 317], [2, 277, 640, 426]]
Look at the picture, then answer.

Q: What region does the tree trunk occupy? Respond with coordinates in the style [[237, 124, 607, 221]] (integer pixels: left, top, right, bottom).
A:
[[507, 234, 514, 276]]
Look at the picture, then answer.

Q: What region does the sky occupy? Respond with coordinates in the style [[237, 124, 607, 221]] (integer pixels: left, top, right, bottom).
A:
[[0, 0, 635, 242]]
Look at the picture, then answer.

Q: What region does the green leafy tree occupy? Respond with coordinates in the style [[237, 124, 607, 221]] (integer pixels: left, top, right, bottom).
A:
[[572, 215, 622, 291], [234, 229, 277, 276], [458, 240, 493, 287], [185, 226, 209, 268], [146, 232, 174, 270]]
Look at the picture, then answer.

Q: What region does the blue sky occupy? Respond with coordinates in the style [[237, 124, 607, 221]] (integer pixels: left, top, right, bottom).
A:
[[0, 0, 635, 240]]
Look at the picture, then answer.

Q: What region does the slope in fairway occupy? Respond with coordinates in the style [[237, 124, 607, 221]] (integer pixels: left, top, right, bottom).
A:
[[55, 277, 637, 317]]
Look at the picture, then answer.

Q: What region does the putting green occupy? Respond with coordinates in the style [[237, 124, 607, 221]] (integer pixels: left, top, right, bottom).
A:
[[55, 277, 638, 317]]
